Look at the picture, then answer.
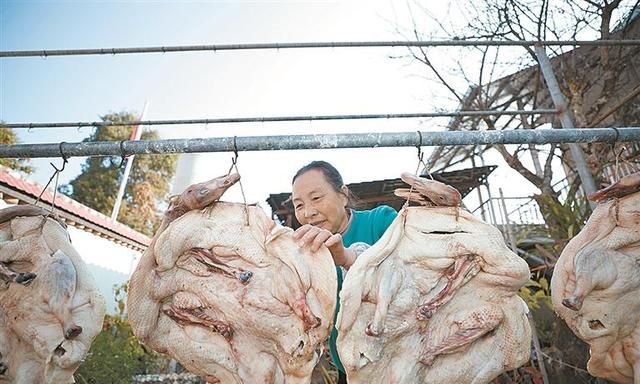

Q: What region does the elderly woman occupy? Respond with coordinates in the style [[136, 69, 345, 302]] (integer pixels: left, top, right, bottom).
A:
[[291, 160, 397, 383]]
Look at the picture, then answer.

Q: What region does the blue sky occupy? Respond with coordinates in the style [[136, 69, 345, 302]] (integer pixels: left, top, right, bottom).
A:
[[2, 0, 452, 203], [1, 0, 563, 212]]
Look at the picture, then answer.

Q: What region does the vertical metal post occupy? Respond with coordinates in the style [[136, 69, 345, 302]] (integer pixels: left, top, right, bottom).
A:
[[479, 154, 498, 226], [111, 102, 148, 221], [518, 98, 544, 177], [484, 185, 499, 226], [499, 188, 517, 251], [470, 154, 487, 222], [528, 313, 551, 384], [486, 192, 499, 227], [534, 46, 597, 209]]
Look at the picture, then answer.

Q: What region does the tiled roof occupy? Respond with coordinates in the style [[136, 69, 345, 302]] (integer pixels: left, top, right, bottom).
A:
[[0, 168, 151, 248]]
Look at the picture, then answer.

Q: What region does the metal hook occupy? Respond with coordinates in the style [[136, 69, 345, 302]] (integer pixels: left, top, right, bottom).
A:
[[416, 131, 423, 162], [116, 140, 128, 168], [35, 142, 68, 208], [232, 136, 239, 162], [610, 127, 620, 144], [227, 135, 249, 225], [57, 142, 69, 169], [415, 131, 432, 179], [227, 136, 240, 175]]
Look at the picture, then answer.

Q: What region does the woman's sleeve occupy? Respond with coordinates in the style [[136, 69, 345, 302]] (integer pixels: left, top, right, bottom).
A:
[[374, 205, 398, 240]]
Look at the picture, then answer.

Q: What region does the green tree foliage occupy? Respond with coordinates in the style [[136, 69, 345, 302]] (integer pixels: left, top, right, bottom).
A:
[[0, 126, 33, 174], [61, 112, 177, 235], [75, 283, 169, 384]]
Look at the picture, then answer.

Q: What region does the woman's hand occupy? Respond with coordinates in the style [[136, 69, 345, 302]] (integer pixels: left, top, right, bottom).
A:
[[293, 224, 356, 269]]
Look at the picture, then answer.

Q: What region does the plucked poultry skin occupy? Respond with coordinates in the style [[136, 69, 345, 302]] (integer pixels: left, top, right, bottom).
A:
[[128, 174, 337, 383], [336, 174, 531, 384], [552, 172, 640, 383], [0, 206, 106, 384]]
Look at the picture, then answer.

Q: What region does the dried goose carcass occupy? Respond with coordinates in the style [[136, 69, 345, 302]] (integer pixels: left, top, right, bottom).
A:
[[336, 173, 531, 384], [127, 174, 337, 383], [0, 205, 106, 384], [551, 172, 640, 384]]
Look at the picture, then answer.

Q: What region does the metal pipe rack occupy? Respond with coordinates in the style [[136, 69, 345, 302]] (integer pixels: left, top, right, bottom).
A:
[[1, 127, 637, 159], [2, 40, 640, 58]]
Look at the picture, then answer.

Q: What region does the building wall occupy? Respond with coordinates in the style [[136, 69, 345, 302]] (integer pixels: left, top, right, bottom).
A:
[[67, 226, 142, 315]]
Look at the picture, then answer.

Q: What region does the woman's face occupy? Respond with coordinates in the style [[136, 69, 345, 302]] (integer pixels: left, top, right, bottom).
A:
[[292, 169, 349, 234]]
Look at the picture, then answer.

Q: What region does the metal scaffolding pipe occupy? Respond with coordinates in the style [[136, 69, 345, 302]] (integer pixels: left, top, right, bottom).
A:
[[1, 109, 558, 129], [2, 40, 640, 58], [0, 128, 638, 159], [535, 45, 598, 207]]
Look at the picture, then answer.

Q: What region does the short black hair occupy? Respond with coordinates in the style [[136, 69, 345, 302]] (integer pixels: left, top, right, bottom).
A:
[[292, 160, 344, 194], [292, 160, 359, 208]]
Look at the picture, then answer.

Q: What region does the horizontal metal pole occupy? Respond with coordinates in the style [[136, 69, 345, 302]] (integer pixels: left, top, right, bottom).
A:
[[2, 40, 639, 58], [0, 128, 638, 159], [2, 109, 557, 129]]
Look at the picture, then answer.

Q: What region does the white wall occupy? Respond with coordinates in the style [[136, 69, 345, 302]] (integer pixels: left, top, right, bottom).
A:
[[67, 226, 142, 315]]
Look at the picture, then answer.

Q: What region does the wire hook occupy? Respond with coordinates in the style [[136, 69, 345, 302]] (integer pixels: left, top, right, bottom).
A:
[[402, 132, 424, 211], [35, 142, 69, 211], [415, 131, 433, 180], [227, 136, 249, 225], [116, 140, 128, 168], [232, 135, 239, 161], [416, 131, 424, 163], [614, 146, 627, 180], [228, 136, 239, 174], [610, 127, 620, 144], [55, 142, 69, 171]]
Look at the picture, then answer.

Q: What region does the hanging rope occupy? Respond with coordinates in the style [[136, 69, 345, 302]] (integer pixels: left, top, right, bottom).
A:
[[228, 137, 249, 226], [607, 127, 632, 180], [415, 131, 434, 180], [35, 142, 68, 219], [402, 132, 431, 210]]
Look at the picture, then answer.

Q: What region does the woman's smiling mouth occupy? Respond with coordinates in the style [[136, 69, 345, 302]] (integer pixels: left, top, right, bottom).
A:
[[310, 220, 327, 228]]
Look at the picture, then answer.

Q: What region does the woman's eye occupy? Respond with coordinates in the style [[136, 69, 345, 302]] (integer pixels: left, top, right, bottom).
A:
[[312, 196, 321, 201]]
